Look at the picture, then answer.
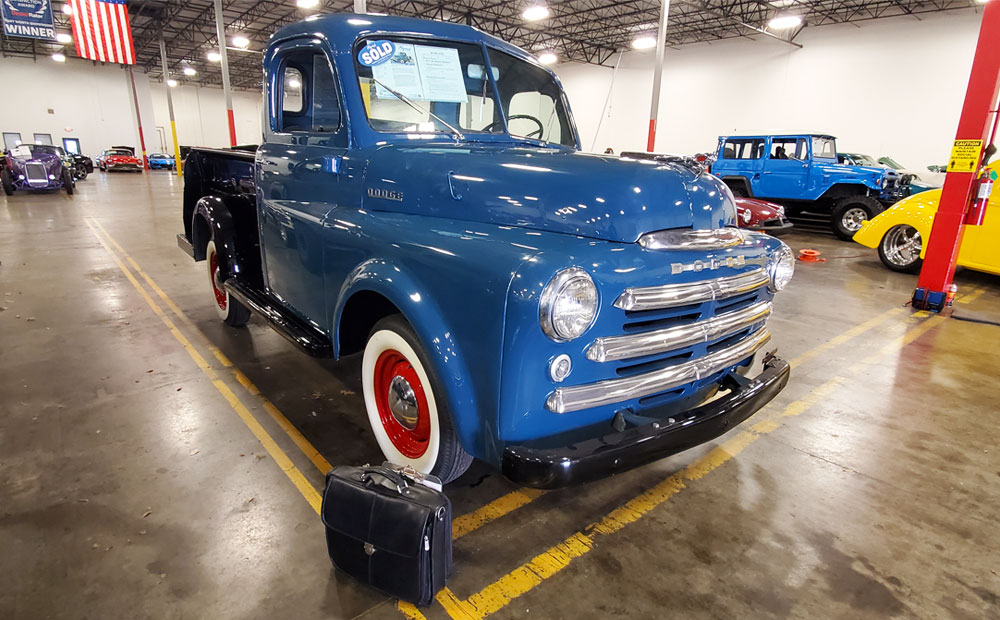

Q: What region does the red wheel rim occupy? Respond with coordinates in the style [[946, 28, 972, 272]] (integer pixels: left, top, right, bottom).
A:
[[209, 250, 227, 311], [373, 349, 430, 458]]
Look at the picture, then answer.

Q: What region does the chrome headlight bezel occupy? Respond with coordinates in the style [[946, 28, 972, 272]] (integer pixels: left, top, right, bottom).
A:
[[768, 241, 795, 292], [539, 267, 599, 342]]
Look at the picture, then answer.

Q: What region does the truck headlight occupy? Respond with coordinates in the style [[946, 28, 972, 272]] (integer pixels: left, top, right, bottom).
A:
[[539, 267, 598, 342], [768, 241, 795, 292]]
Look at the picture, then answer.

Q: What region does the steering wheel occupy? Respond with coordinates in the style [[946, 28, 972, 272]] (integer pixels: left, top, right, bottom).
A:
[[482, 114, 545, 139]]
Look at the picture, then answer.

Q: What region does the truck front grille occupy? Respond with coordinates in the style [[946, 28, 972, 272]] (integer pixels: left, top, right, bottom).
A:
[[546, 270, 772, 414]]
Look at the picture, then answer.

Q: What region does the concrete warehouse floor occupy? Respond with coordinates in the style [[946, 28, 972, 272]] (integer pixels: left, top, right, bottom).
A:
[[2, 172, 999, 620]]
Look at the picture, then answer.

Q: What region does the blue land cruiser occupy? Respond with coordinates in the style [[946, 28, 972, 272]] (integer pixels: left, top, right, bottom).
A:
[[711, 134, 909, 239], [177, 14, 794, 488]]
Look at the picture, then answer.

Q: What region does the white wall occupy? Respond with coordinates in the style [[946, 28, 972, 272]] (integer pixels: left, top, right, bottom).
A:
[[555, 10, 985, 172], [149, 83, 263, 150], [0, 55, 263, 158], [0, 56, 158, 158]]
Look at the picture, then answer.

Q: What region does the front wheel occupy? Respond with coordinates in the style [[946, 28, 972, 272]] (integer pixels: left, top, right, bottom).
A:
[[831, 196, 880, 241], [1, 168, 13, 196], [362, 315, 472, 483], [62, 169, 74, 195], [74, 164, 89, 180], [205, 239, 250, 327], [878, 225, 923, 273]]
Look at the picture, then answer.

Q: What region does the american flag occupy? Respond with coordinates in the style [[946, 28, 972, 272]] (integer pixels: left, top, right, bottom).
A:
[[70, 0, 136, 65]]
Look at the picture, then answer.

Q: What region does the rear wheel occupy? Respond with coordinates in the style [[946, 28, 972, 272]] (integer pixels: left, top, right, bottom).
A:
[[205, 239, 250, 327], [831, 195, 881, 240], [362, 315, 472, 483], [878, 225, 923, 273], [62, 169, 74, 195], [1, 168, 13, 196]]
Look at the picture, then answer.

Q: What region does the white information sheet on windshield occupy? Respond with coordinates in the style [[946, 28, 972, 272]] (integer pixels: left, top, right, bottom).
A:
[[373, 43, 468, 104]]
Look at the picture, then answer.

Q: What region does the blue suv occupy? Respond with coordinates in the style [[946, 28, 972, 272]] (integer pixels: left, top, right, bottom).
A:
[[711, 134, 908, 239]]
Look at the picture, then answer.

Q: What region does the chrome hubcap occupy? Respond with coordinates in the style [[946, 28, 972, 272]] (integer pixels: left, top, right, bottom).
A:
[[884, 226, 922, 266], [842, 207, 868, 232], [387, 375, 419, 430]]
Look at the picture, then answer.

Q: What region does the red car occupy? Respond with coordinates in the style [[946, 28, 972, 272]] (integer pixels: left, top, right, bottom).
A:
[[735, 197, 793, 235], [98, 148, 143, 172]]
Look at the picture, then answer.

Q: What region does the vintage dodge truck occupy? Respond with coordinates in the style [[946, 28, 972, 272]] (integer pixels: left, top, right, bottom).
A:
[[177, 14, 794, 488]]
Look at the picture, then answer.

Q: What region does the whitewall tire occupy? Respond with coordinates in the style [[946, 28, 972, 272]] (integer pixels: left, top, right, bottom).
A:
[[205, 239, 250, 326]]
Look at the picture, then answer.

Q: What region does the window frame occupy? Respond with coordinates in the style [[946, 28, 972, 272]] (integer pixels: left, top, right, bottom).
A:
[[62, 138, 81, 154], [722, 138, 764, 160], [268, 39, 346, 138]]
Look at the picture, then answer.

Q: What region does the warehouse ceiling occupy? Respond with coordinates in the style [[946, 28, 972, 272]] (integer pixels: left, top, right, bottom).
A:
[[0, 0, 985, 90]]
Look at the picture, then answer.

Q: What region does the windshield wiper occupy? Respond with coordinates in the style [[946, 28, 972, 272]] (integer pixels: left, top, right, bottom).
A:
[[370, 77, 465, 142]]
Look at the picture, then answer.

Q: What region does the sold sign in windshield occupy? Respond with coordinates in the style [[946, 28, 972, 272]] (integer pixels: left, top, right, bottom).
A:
[[359, 40, 395, 66]]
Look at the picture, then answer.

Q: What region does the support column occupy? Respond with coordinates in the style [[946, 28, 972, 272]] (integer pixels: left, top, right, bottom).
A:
[[159, 38, 183, 176], [646, 0, 670, 152], [354, 0, 366, 13], [127, 67, 150, 170], [912, 2, 1000, 311], [214, 0, 237, 147]]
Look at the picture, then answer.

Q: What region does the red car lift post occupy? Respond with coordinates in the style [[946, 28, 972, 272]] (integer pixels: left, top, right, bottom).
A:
[[912, 2, 1000, 311]]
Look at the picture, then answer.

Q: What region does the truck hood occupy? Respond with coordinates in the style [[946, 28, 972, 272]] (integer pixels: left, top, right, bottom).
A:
[[361, 145, 735, 243]]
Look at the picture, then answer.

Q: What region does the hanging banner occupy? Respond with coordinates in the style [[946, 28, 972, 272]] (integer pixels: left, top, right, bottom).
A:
[[1, 0, 56, 41]]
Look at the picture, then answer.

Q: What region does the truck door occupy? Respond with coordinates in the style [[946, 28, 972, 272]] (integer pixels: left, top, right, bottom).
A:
[[257, 39, 348, 327], [717, 137, 764, 196], [758, 137, 809, 199]]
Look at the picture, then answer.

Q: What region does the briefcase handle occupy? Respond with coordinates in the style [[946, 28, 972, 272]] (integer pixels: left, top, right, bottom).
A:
[[361, 466, 409, 494]]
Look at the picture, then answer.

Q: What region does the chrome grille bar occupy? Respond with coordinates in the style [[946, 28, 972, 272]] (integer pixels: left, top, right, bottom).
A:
[[614, 268, 769, 312], [25, 163, 49, 187], [587, 301, 771, 363], [546, 328, 771, 414]]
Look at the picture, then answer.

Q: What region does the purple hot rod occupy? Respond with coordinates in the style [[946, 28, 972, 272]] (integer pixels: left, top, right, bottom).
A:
[[2, 145, 75, 196]]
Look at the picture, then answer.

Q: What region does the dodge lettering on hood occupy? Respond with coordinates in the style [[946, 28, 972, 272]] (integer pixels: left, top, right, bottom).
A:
[[176, 14, 794, 488]]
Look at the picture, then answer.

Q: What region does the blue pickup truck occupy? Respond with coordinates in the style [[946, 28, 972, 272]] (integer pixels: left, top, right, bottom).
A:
[[177, 14, 794, 488], [711, 134, 909, 239]]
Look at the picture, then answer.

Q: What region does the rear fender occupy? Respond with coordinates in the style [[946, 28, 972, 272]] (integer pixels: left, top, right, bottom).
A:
[[192, 196, 239, 276], [333, 260, 489, 462]]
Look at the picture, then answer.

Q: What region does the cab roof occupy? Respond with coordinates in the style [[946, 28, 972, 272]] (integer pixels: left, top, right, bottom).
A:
[[270, 13, 536, 65], [720, 133, 837, 140]]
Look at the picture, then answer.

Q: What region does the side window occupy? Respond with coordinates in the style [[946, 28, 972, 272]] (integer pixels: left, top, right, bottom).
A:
[[724, 139, 764, 160], [771, 138, 803, 160], [275, 50, 341, 134]]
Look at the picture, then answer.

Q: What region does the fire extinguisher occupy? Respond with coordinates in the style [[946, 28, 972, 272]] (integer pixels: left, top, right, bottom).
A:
[[965, 170, 996, 226]]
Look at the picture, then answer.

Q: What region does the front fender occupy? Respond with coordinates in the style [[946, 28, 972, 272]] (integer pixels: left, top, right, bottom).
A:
[[853, 189, 941, 253]]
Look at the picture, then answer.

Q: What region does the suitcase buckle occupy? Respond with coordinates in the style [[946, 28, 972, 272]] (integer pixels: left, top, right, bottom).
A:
[[364, 542, 375, 556]]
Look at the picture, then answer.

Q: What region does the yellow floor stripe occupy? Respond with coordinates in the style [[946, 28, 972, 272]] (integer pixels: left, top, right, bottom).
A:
[[90, 219, 333, 476], [956, 286, 987, 305], [788, 306, 906, 369], [443, 313, 944, 620], [452, 489, 546, 540], [85, 218, 323, 514]]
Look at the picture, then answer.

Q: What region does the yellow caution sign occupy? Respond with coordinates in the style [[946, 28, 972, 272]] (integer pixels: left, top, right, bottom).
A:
[[947, 139, 983, 172]]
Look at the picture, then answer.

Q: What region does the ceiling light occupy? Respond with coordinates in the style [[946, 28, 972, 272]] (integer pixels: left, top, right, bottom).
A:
[[296, 0, 319, 7], [522, 5, 549, 21], [538, 52, 557, 65], [52, 52, 66, 62], [631, 35, 657, 50], [207, 51, 221, 62], [183, 66, 197, 76], [61, 3, 72, 14], [56, 32, 72, 43], [232, 35, 249, 48], [768, 14, 802, 29], [167, 79, 178, 87]]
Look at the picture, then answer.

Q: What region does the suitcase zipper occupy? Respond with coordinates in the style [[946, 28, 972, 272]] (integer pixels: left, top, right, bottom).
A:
[[424, 535, 430, 551]]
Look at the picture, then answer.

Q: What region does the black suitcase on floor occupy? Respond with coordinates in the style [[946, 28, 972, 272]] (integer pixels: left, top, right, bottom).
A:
[[321, 464, 451, 606]]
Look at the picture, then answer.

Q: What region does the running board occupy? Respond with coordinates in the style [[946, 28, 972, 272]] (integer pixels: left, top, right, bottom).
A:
[[223, 279, 334, 358]]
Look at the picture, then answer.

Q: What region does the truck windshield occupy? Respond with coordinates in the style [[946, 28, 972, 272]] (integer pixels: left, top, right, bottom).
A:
[[812, 137, 837, 159], [354, 37, 575, 147]]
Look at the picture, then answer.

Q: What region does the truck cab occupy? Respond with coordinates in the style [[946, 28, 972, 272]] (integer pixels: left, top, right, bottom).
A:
[[178, 14, 795, 488], [712, 134, 909, 239]]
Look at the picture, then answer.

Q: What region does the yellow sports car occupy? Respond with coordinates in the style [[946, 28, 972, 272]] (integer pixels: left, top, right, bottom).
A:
[[853, 161, 1000, 275]]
